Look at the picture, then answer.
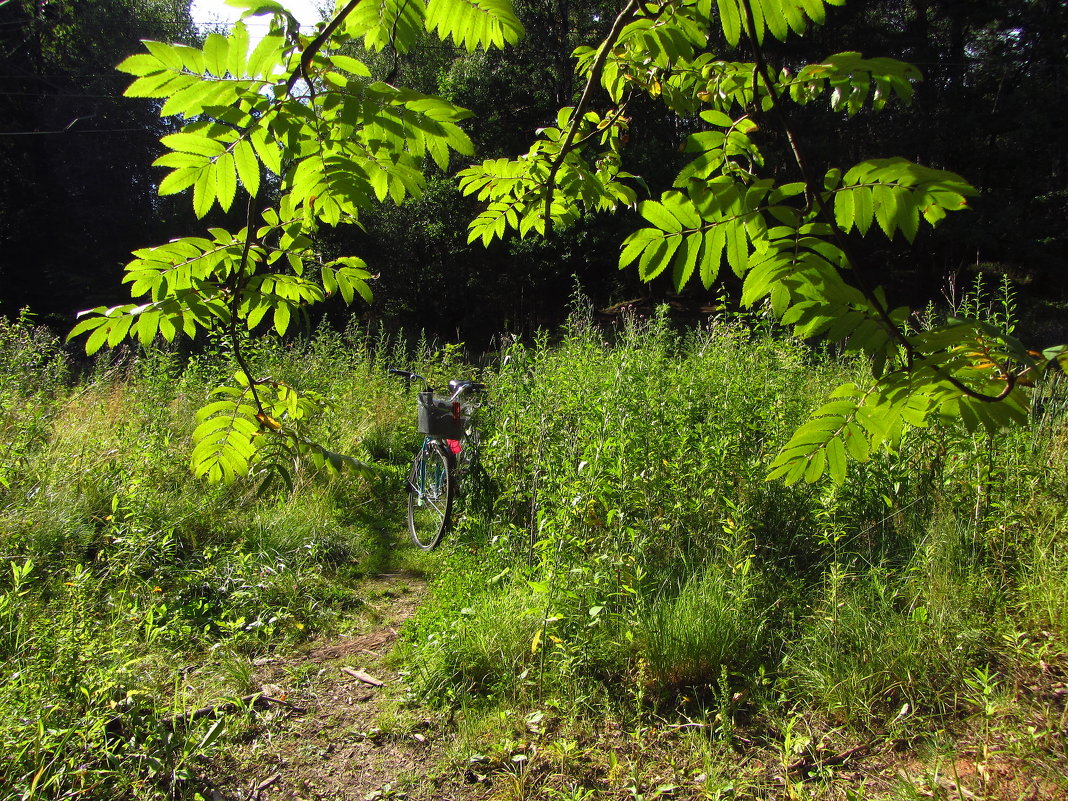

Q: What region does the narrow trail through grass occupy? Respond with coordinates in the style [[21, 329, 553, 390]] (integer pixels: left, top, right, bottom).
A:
[[204, 572, 435, 800], [200, 573, 1068, 801]]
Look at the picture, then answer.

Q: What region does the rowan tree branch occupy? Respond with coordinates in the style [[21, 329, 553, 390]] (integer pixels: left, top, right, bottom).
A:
[[542, 0, 639, 232], [736, 0, 1015, 405], [284, 0, 365, 95], [231, 189, 266, 415]]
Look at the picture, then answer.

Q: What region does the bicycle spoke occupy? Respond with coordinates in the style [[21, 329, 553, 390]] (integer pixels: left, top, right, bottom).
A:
[[408, 443, 452, 549]]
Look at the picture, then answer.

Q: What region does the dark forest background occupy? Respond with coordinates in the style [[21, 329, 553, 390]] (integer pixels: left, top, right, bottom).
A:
[[1, 0, 1065, 345]]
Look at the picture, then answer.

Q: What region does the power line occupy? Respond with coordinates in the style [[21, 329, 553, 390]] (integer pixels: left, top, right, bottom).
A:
[[0, 15, 320, 29], [0, 91, 127, 98], [0, 113, 157, 135], [0, 127, 149, 135], [0, 74, 136, 79]]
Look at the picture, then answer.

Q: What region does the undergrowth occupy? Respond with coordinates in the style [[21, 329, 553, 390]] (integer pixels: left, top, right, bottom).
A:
[[0, 290, 1066, 798], [0, 320, 420, 799], [402, 301, 1068, 750]]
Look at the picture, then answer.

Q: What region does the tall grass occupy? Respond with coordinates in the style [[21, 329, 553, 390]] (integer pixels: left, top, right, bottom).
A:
[[402, 301, 1068, 740], [0, 319, 420, 799], [406, 308, 858, 706], [640, 558, 765, 691], [0, 294, 1065, 796]]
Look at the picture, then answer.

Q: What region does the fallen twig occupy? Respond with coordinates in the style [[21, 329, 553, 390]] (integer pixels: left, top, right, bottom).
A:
[[788, 743, 869, 774], [256, 773, 281, 793], [340, 666, 385, 686], [104, 692, 304, 738], [173, 693, 303, 727]]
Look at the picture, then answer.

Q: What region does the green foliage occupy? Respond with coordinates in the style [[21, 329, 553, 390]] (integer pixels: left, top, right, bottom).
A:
[[342, 0, 522, 53], [399, 313, 1068, 747], [2, 322, 1067, 791], [0, 312, 67, 490], [73, 0, 1066, 488], [69, 0, 515, 485], [640, 559, 765, 690], [405, 311, 841, 703], [458, 0, 1066, 485], [409, 576, 547, 701], [458, 106, 639, 242], [191, 370, 358, 487], [0, 329, 411, 798], [782, 561, 986, 724]]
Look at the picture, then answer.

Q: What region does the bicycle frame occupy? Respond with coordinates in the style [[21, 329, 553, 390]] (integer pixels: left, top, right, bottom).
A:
[[412, 437, 448, 504], [390, 367, 485, 549]]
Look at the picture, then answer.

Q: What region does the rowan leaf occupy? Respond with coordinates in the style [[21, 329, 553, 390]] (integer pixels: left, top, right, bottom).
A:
[[717, 0, 741, 46], [273, 301, 291, 335], [620, 228, 661, 269], [117, 53, 165, 77], [193, 166, 215, 218], [873, 183, 897, 238], [639, 200, 685, 233], [852, 186, 874, 234], [834, 186, 854, 230], [215, 152, 238, 212], [825, 435, 847, 484], [425, 0, 523, 51], [233, 139, 261, 197], [203, 33, 230, 77], [699, 226, 726, 289], [672, 232, 702, 289], [158, 167, 202, 196], [162, 133, 226, 158], [725, 221, 749, 277]]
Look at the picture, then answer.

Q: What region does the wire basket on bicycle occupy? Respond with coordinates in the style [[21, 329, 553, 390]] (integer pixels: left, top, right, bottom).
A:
[[416, 392, 467, 439]]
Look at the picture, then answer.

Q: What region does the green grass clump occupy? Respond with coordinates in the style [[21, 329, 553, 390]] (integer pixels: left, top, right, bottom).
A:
[[782, 561, 985, 726], [0, 317, 417, 799], [640, 558, 767, 693], [413, 582, 546, 701]]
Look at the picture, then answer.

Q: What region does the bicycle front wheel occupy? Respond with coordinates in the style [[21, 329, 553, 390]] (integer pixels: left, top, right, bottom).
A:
[[407, 442, 453, 549]]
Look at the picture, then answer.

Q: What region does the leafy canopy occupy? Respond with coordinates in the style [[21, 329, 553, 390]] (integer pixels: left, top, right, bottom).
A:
[[73, 0, 1065, 487], [70, 0, 515, 487], [457, 0, 1067, 484]]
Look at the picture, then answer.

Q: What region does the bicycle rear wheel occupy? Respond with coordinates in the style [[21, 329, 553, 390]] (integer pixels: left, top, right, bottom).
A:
[[407, 442, 453, 549]]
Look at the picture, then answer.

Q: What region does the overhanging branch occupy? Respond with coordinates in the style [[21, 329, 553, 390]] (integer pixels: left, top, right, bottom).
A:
[[284, 0, 365, 95], [736, 0, 1016, 406], [542, 0, 639, 232]]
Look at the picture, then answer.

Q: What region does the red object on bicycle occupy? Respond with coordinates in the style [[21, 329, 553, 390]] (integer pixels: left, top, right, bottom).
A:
[[446, 439, 462, 455]]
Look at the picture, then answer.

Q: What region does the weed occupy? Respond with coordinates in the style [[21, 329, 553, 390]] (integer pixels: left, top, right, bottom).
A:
[[1, 307, 1066, 795], [639, 560, 765, 695]]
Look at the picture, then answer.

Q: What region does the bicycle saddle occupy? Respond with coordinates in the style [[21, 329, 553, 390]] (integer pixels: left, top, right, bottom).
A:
[[448, 379, 485, 393]]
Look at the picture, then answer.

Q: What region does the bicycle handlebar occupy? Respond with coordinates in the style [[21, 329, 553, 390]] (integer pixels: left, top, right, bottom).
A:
[[387, 367, 428, 389], [387, 368, 485, 402], [447, 379, 486, 403]]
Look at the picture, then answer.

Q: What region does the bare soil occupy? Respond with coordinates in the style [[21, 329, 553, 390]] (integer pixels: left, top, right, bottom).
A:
[[199, 575, 1068, 801], [202, 572, 467, 801]]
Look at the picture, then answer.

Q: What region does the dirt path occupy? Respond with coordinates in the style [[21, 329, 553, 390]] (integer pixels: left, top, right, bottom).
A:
[[199, 571, 1068, 801], [204, 572, 473, 801]]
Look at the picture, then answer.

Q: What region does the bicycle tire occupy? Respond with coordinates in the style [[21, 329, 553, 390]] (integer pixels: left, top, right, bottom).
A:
[[407, 441, 453, 549]]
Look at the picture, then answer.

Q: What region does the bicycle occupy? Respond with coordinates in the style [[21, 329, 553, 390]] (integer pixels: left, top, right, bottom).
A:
[[388, 368, 485, 549]]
